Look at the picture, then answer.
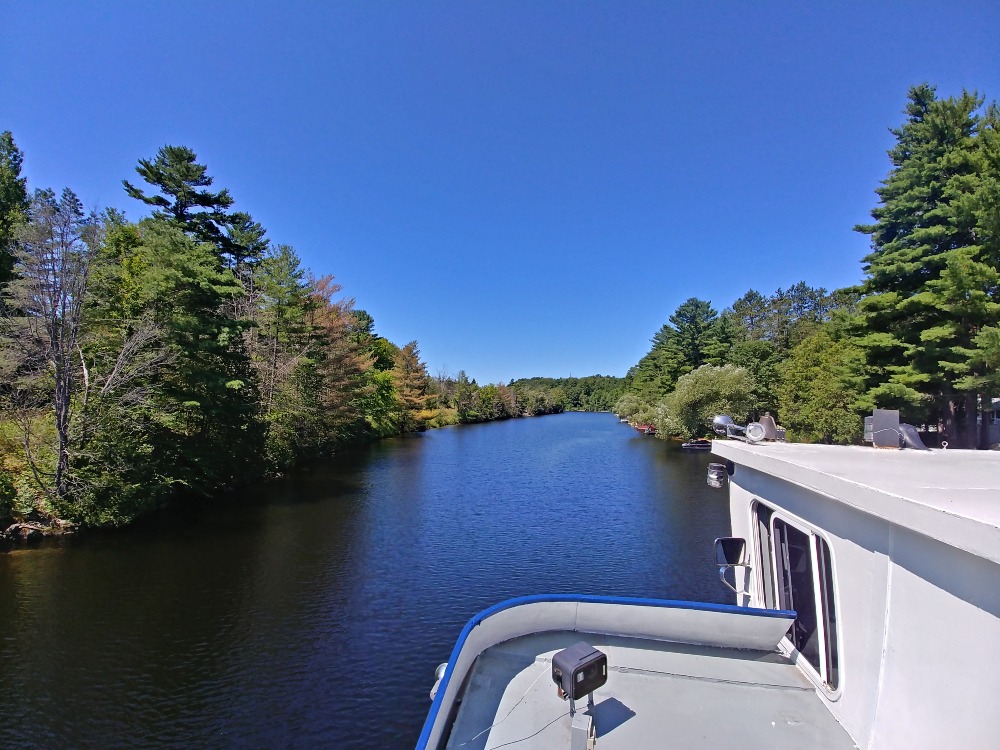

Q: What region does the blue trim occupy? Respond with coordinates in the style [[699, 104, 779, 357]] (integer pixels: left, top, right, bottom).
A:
[[414, 594, 795, 749]]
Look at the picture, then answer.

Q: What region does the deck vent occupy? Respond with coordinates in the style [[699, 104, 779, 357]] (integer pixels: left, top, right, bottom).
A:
[[863, 409, 930, 450], [552, 641, 607, 716]]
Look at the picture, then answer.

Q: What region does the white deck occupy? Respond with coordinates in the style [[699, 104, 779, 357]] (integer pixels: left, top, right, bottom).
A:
[[444, 631, 857, 750], [711, 440, 1000, 564]]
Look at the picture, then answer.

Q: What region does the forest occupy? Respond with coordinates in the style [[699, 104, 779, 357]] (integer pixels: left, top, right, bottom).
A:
[[2, 83, 998, 537], [0, 136, 625, 535], [615, 85, 1000, 450]]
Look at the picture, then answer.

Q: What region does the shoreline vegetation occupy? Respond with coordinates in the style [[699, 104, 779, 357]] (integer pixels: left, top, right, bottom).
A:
[[4, 83, 1000, 545], [0, 135, 626, 545], [613, 85, 1000, 453]]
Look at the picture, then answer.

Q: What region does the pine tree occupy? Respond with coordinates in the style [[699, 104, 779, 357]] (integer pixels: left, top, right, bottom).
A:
[[855, 85, 994, 446], [0, 131, 29, 287], [123, 145, 234, 254]]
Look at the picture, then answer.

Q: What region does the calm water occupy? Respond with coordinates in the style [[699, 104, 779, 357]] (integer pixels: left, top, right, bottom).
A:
[[0, 413, 732, 749]]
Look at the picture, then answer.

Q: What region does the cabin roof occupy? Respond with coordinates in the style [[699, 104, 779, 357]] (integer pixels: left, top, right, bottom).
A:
[[711, 440, 1000, 564]]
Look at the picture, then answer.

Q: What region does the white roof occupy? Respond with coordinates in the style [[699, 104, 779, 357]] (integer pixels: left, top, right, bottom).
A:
[[711, 441, 1000, 565]]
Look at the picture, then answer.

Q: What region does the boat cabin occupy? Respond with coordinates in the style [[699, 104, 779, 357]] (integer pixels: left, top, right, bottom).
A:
[[713, 440, 1000, 749]]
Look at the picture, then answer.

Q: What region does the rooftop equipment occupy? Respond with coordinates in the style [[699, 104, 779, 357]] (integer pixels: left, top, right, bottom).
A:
[[552, 641, 607, 715], [712, 415, 766, 444], [552, 642, 607, 750], [863, 409, 929, 450]]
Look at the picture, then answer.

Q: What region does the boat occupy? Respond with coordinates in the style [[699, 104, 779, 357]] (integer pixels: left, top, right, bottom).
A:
[[634, 423, 656, 435], [680, 438, 712, 449], [416, 413, 1000, 749]]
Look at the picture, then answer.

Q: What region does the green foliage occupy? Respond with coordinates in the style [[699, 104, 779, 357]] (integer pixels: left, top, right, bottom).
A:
[[778, 329, 865, 444], [510, 375, 625, 412], [854, 84, 998, 446], [123, 144, 234, 251], [629, 297, 730, 399], [726, 340, 782, 418], [654, 365, 756, 438], [125, 220, 262, 496], [423, 407, 459, 429], [0, 469, 14, 522], [0, 131, 29, 287], [358, 368, 401, 436]]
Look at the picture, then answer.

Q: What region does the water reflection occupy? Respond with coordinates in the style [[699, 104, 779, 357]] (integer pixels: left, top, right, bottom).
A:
[[0, 413, 731, 749]]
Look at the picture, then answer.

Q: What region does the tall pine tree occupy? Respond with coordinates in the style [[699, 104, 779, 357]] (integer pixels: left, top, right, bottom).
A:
[[0, 131, 29, 288], [855, 85, 995, 447]]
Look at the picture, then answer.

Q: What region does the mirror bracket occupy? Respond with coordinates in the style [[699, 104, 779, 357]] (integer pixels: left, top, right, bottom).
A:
[[714, 537, 751, 596]]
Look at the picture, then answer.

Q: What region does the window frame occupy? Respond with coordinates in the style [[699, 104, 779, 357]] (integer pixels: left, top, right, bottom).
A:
[[751, 500, 842, 696]]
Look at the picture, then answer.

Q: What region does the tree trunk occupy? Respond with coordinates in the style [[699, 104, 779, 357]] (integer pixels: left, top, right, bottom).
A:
[[954, 392, 979, 449]]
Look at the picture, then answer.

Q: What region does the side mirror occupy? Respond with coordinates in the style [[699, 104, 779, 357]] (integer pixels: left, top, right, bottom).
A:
[[713, 537, 750, 596], [714, 537, 747, 566]]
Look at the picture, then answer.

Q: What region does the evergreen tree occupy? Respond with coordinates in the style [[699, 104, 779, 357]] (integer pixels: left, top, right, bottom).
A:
[[729, 289, 769, 341], [393, 341, 432, 432], [855, 85, 994, 446], [727, 339, 782, 418], [307, 274, 372, 447], [454, 370, 480, 422], [629, 297, 726, 399], [123, 145, 235, 254], [138, 221, 262, 493], [0, 131, 29, 287]]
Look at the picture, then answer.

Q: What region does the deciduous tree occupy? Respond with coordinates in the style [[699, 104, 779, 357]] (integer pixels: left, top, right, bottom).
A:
[[1, 188, 100, 499]]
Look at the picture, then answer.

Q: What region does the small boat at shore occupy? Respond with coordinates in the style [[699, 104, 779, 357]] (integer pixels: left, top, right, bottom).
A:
[[680, 438, 712, 449], [634, 423, 656, 435]]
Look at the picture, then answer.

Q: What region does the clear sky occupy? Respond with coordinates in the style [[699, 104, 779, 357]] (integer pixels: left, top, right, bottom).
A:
[[3, 2, 999, 384]]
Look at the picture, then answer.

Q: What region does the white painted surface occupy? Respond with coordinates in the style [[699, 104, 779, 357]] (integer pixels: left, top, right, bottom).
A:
[[445, 631, 857, 750], [423, 599, 794, 748], [713, 441, 1000, 564], [718, 440, 1000, 750]]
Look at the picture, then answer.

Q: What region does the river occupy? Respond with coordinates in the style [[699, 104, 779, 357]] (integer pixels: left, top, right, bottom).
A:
[[0, 413, 732, 749]]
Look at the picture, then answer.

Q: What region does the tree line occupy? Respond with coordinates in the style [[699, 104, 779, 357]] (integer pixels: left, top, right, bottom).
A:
[[427, 373, 624, 424], [0, 137, 627, 533], [616, 85, 1000, 449], [0, 141, 448, 529]]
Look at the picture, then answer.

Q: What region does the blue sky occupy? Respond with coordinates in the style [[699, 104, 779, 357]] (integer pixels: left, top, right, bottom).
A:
[[3, 2, 999, 384]]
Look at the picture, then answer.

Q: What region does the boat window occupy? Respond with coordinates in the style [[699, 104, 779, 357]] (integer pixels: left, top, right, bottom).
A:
[[757, 506, 840, 692], [773, 519, 822, 674]]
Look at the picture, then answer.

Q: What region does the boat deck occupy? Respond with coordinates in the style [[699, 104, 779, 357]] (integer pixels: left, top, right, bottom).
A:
[[444, 630, 857, 750]]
